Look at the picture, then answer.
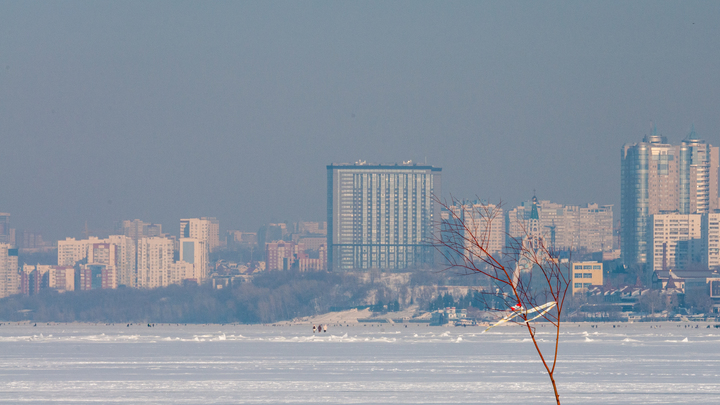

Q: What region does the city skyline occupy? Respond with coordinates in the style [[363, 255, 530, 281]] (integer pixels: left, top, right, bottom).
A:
[[2, 3, 720, 240], [3, 4, 720, 403]]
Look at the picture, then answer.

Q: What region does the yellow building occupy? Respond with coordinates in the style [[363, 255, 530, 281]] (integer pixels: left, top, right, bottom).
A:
[[571, 261, 603, 295]]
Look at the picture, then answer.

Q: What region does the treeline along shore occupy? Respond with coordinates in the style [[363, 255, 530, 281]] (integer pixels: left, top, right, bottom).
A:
[[0, 269, 477, 324], [3, 267, 711, 324], [0, 271, 351, 324]]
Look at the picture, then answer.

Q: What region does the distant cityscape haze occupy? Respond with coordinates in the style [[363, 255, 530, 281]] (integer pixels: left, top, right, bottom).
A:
[[2, 2, 720, 240]]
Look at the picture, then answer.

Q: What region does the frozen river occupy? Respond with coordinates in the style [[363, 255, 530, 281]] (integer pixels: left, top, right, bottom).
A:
[[0, 321, 719, 404]]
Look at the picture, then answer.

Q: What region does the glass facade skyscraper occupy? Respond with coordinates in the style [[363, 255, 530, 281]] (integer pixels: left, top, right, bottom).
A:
[[678, 126, 716, 215], [621, 127, 718, 267], [327, 163, 441, 271]]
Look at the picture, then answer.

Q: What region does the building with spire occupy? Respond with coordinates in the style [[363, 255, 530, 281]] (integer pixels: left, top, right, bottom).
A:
[[621, 125, 719, 267], [528, 195, 542, 243], [506, 196, 613, 254]]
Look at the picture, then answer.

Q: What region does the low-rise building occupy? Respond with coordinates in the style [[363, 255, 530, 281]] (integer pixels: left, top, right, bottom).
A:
[[652, 269, 720, 293], [49, 266, 75, 291], [170, 260, 198, 285], [571, 261, 603, 295], [266, 241, 327, 271], [78, 264, 111, 290], [265, 240, 296, 271]]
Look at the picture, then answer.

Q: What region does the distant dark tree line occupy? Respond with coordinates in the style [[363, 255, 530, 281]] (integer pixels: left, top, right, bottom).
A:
[[0, 270, 372, 324], [427, 290, 490, 311]]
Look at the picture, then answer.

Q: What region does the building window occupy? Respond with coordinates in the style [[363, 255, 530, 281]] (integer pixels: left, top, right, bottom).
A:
[[574, 283, 582, 288], [583, 273, 592, 278], [583, 283, 592, 288], [574, 273, 582, 278]]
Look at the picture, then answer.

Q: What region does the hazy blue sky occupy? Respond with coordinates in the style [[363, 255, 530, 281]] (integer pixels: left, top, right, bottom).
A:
[[2, 1, 720, 240]]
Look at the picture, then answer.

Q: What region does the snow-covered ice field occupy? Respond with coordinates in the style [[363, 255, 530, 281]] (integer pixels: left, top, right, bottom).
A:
[[0, 322, 719, 404]]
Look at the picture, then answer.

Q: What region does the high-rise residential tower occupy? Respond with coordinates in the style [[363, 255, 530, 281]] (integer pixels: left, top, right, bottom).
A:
[[679, 126, 718, 215], [179, 237, 208, 282], [621, 126, 719, 266], [327, 162, 441, 271], [180, 217, 220, 252], [137, 237, 175, 288], [446, 200, 504, 260], [0, 213, 11, 245], [0, 243, 19, 298], [705, 213, 720, 268]]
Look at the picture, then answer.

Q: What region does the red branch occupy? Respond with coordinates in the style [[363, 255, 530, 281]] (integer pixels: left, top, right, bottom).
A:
[[434, 195, 570, 405]]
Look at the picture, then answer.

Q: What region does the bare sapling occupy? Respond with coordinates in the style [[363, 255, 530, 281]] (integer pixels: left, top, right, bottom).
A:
[[435, 196, 570, 405]]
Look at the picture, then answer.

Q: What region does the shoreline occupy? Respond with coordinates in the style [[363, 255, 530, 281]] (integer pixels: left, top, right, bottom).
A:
[[2, 318, 719, 327], [2, 305, 718, 327]]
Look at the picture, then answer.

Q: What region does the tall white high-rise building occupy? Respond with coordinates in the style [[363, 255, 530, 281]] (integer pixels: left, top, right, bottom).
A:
[[58, 237, 98, 266], [137, 237, 174, 288], [0, 243, 19, 298], [179, 238, 208, 283], [705, 213, 720, 269], [180, 218, 220, 252], [327, 162, 441, 271], [107, 235, 136, 287], [446, 200, 504, 259], [86, 241, 120, 289], [0, 213, 11, 245]]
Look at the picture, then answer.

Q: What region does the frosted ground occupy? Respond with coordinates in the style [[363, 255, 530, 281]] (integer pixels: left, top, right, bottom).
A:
[[1, 322, 719, 404]]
